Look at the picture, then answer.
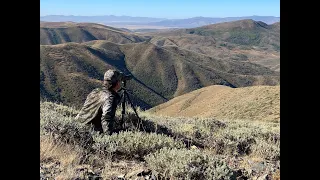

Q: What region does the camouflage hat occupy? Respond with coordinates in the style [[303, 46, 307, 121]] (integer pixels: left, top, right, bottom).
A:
[[103, 69, 124, 88]]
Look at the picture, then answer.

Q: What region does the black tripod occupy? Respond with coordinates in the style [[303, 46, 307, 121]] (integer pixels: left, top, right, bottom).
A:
[[119, 80, 141, 130]]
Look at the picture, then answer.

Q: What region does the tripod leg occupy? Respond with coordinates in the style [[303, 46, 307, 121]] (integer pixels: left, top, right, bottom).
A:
[[125, 92, 145, 132], [125, 92, 140, 119], [121, 91, 126, 130]]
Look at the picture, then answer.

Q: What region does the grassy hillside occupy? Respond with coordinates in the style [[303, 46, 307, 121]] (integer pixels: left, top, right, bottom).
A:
[[40, 40, 279, 109], [149, 19, 279, 48], [149, 85, 280, 122], [40, 101, 280, 179], [40, 42, 158, 109], [40, 22, 151, 45], [189, 20, 279, 47], [147, 20, 280, 71]]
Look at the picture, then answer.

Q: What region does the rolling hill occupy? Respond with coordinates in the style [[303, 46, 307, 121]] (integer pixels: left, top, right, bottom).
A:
[[149, 85, 280, 122], [148, 19, 280, 71], [40, 40, 279, 109], [40, 20, 280, 72], [146, 16, 279, 28], [40, 22, 151, 45]]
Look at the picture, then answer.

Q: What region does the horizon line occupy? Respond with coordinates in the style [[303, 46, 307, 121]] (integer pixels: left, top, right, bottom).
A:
[[40, 14, 280, 19]]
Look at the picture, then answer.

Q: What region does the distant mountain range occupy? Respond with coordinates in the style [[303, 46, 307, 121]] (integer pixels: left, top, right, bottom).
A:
[[40, 15, 279, 28], [40, 15, 166, 23]]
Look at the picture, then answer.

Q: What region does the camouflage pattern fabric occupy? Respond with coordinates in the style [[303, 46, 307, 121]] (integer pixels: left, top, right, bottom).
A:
[[75, 87, 121, 134], [103, 69, 124, 89]]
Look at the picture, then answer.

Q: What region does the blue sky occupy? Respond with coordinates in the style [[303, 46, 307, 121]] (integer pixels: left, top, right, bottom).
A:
[[40, 0, 280, 19]]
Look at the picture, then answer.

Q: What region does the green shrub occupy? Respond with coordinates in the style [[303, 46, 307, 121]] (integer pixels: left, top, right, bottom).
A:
[[251, 140, 280, 161], [206, 136, 256, 157], [40, 102, 94, 149], [260, 132, 280, 144], [147, 116, 226, 139], [201, 120, 279, 158], [145, 147, 235, 180], [92, 131, 185, 159], [41, 118, 94, 149], [40, 101, 79, 118]]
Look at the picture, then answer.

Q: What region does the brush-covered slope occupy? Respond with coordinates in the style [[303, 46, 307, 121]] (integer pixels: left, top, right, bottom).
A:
[[40, 22, 151, 45], [40, 40, 279, 109], [149, 85, 280, 122], [40, 42, 157, 109], [40, 100, 280, 179]]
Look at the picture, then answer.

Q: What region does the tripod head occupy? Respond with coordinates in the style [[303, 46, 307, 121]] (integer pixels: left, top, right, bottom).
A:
[[118, 74, 132, 91], [118, 74, 132, 93]]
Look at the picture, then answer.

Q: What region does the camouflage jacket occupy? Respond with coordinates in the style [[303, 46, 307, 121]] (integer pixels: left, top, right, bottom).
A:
[[75, 87, 121, 133]]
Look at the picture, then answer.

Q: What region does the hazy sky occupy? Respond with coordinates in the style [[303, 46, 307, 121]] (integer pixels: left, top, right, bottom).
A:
[[40, 0, 280, 18]]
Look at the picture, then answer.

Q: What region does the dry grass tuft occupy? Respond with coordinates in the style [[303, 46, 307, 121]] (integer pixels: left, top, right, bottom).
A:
[[40, 135, 81, 167]]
